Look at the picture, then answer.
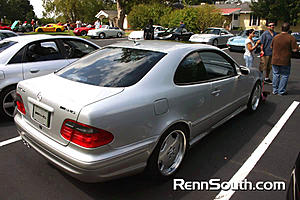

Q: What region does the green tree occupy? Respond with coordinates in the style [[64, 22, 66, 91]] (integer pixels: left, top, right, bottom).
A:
[[251, 0, 300, 24], [160, 5, 225, 33], [42, 0, 113, 23], [0, 0, 35, 23], [128, 3, 172, 29]]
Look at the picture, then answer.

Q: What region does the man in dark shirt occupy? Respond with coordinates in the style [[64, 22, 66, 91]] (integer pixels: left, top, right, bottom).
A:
[[143, 19, 154, 40], [271, 22, 298, 95], [259, 22, 276, 84]]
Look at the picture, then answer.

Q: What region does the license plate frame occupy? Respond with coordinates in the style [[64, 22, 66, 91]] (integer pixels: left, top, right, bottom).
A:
[[32, 104, 50, 127]]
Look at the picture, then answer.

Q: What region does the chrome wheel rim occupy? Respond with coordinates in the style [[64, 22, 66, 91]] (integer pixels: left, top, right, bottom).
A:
[[3, 89, 16, 118], [158, 130, 186, 176], [100, 33, 105, 39], [251, 84, 261, 111], [117, 33, 121, 37]]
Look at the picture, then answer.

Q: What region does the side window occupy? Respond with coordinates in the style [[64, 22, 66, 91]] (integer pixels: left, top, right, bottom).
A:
[[8, 47, 25, 64], [199, 51, 236, 80], [174, 52, 207, 85], [24, 40, 63, 62], [221, 31, 228, 35], [61, 39, 98, 59]]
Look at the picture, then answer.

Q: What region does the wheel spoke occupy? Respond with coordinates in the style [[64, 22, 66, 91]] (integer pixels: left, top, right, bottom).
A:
[[3, 102, 14, 109]]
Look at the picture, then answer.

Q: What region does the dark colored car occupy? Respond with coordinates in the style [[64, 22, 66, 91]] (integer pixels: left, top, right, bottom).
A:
[[73, 25, 95, 36], [287, 153, 300, 200], [292, 32, 300, 58], [13, 24, 34, 32], [156, 27, 193, 41]]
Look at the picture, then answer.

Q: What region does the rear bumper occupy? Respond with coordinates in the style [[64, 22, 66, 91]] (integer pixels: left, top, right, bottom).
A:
[[14, 113, 156, 182]]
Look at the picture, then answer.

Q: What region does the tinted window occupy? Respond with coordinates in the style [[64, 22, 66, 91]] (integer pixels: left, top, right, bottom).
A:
[[24, 41, 63, 62], [61, 39, 98, 59], [203, 29, 220, 35], [0, 41, 17, 53], [199, 51, 235, 80], [174, 52, 207, 85], [56, 47, 166, 87], [8, 47, 25, 64]]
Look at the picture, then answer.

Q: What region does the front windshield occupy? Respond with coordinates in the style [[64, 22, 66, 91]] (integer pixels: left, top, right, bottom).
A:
[[202, 29, 220, 35], [56, 47, 166, 87], [0, 41, 17, 53], [238, 30, 247, 37]]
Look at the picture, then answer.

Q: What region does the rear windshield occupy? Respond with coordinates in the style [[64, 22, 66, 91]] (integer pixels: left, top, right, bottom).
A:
[[0, 41, 17, 53], [56, 47, 166, 87]]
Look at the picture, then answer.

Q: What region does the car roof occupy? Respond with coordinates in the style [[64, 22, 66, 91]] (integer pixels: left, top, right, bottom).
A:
[[0, 30, 15, 33], [4, 34, 88, 44], [108, 40, 219, 54]]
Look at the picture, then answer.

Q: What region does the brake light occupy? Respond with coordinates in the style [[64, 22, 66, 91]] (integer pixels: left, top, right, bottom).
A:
[[60, 119, 114, 148], [16, 93, 26, 115]]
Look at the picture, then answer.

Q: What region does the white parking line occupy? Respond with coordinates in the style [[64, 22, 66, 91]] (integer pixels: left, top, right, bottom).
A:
[[215, 101, 300, 200], [0, 136, 22, 147]]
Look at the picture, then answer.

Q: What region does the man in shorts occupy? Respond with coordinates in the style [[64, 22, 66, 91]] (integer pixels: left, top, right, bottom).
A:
[[259, 22, 276, 84]]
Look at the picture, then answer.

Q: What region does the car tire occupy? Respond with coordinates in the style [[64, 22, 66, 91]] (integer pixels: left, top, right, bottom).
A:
[[0, 85, 17, 119], [146, 125, 188, 180], [37, 29, 43, 32], [99, 33, 105, 39], [56, 28, 62, 32], [212, 39, 218, 46], [80, 30, 87, 36], [117, 32, 122, 38], [25, 28, 30, 32], [247, 82, 261, 112]]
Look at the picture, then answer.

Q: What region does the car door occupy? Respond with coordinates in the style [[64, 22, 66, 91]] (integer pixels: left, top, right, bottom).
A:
[[199, 50, 246, 124], [220, 30, 230, 45], [22, 39, 69, 80], [59, 38, 99, 64], [173, 51, 212, 138]]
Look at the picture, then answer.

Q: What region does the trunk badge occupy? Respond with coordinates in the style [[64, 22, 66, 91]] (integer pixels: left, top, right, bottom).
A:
[[37, 92, 42, 101]]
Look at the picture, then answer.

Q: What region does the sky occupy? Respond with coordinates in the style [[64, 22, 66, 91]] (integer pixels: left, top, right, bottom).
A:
[[29, 0, 45, 18]]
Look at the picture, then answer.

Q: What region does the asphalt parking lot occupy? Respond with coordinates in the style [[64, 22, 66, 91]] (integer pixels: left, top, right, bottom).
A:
[[0, 37, 299, 200]]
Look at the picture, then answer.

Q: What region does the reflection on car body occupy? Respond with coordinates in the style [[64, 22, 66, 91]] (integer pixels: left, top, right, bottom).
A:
[[15, 41, 262, 183]]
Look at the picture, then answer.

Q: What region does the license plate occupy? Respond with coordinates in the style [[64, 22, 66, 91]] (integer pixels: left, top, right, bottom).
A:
[[33, 105, 50, 127]]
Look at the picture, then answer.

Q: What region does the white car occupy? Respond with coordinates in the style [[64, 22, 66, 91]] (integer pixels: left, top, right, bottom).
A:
[[0, 30, 18, 40], [0, 34, 100, 119], [87, 25, 125, 39], [128, 25, 167, 41], [189, 28, 234, 46]]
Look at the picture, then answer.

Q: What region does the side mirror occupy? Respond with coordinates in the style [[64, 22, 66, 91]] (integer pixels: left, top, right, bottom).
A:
[[239, 66, 250, 75]]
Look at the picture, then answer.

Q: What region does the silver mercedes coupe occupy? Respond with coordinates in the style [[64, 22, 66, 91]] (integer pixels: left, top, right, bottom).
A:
[[15, 41, 262, 182]]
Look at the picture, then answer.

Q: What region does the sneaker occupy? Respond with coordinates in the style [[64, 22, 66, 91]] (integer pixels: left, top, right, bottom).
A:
[[272, 91, 277, 95], [264, 78, 272, 84]]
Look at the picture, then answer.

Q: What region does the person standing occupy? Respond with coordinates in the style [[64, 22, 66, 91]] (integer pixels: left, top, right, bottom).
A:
[[271, 23, 298, 95], [179, 21, 186, 29], [244, 29, 259, 68], [143, 19, 154, 40], [259, 22, 276, 84], [94, 19, 101, 29]]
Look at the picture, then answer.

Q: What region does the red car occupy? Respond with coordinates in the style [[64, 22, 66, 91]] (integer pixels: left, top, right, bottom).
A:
[[0, 24, 12, 31], [73, 25, 95, 36]]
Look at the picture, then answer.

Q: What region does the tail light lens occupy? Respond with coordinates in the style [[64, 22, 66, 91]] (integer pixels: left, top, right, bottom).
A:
[[60, 119, 114, 148], [16, 93, 26, 115]]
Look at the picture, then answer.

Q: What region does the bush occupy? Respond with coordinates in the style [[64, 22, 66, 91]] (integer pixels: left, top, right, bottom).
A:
[[160, 5, 227, 33], [128, 3, 172, 29]]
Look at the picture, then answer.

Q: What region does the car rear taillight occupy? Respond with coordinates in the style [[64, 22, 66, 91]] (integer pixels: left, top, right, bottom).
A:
[[16, 93, 26, 115], [60, 119, 114, 148]]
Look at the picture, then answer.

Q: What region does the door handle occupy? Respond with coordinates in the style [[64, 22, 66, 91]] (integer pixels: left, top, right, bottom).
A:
[[211, 90, 221, 96], [30, 69, 40, 73]]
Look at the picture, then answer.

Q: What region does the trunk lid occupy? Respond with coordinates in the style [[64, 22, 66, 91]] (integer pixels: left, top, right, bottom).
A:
[[18, 73, 124, 146]]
